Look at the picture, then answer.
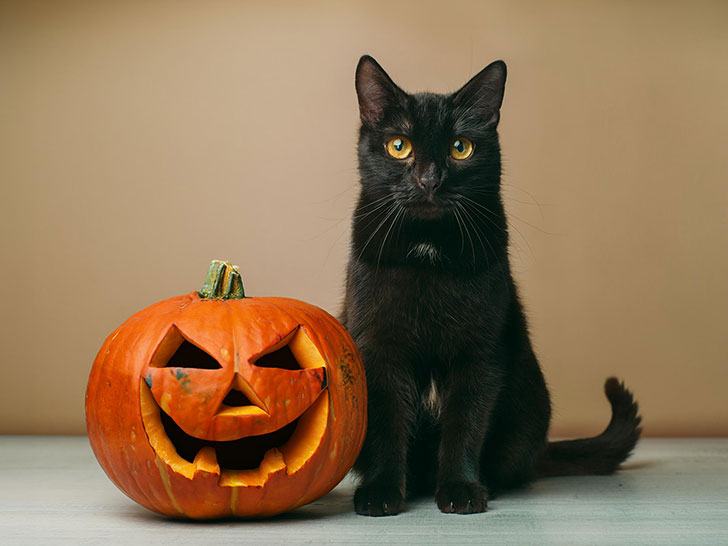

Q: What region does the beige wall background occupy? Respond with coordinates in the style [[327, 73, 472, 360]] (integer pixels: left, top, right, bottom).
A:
[[2, 0, 727, 437]]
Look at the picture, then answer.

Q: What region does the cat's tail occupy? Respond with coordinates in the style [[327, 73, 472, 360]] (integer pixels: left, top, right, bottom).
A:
[[535, 377, 642, 477]]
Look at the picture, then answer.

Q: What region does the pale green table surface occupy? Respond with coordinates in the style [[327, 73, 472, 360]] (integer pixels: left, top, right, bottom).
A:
[[1, 436, 727, 545]]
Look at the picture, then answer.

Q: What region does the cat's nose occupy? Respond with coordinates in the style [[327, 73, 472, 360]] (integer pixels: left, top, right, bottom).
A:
[[417, 175, 441, 193], [416, 165, 442, 195]]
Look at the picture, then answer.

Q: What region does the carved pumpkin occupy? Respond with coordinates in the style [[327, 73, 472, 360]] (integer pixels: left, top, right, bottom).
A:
[[86, 261, 366, 519]]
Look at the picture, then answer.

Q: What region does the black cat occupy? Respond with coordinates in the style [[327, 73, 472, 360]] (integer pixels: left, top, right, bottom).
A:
[[340, 55, 641, 516]]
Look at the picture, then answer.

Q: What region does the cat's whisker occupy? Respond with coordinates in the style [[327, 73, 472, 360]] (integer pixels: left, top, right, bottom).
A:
[[460, 202, 512, 291], [355, 200, 390, 214], [354, 203, 392, 221], [353, 197, 395, 220], [458, 197, 511, 239], [468, 192, 550, 236], [468, 188, 535, 208], [459, 196, 533, 260], [457, 203, 487, 255], [467, 187, 546, 221], [304, 192, 391, 245], [451, 206, 467, 257], [506, 213, 554, 235], [454, 206, 474, 266], [459, 196, 504, 222], [502, 194, 545, 207], [301, 216, 350, 242], [375, 205, 405, 272], [394, 206, 406, 245], [501, 183, 548, 224], [456, 202, 491, 271], [500, 182, 543, 204], [355, 194, 394, 212], [310, 183, 358, 205], [320, 222, 350, 270], [355, 203, 400, 268], [474, 208, 531, 263], [466, 188, 500, 195], [356, 200, 397, 231]]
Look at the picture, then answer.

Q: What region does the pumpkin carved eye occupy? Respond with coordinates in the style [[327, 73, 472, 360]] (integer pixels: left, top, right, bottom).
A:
[[386, 136, 413, 159], [253, 332, 304, 372], [450, 137, 474, 160], [162, 337, 222, 370]]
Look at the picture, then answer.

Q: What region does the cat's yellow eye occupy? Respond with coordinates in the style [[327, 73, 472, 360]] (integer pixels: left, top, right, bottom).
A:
[[386, 137, 413, 160], [450, 137, 474, 160]]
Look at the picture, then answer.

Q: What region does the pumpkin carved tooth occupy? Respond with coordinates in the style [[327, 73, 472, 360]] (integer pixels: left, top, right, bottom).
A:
[[148, 379, 302, 471], [193, 446, 220, 475]]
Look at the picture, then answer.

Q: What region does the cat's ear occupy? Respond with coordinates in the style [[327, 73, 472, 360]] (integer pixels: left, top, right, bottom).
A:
[[453, 60, 507, 128], [355, 55, 407, 125]]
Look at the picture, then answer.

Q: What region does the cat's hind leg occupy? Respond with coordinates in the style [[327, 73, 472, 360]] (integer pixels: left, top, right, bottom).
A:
[[479, 352, 551, 495]]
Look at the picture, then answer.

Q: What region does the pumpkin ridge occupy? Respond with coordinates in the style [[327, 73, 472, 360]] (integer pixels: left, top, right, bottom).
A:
[[89, 320, 162, 514]]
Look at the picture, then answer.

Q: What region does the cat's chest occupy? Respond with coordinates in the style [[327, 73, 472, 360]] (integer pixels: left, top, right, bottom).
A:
[[406, 242, 444, 265], [351, 263, 504, 351]]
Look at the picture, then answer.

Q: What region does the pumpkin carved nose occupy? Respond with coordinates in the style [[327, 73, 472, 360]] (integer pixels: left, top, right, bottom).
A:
[[210, 366, 327, 441], [225, 371, 268, 413]]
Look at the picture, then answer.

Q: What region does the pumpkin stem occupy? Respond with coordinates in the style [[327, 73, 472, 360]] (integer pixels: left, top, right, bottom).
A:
[[198, 260, 246, 299]]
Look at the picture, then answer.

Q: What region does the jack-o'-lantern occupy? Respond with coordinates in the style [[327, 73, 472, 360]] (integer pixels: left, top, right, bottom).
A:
[[86, 261, 366, 519]]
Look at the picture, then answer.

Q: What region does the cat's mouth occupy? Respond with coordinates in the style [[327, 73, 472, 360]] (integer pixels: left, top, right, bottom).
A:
[[407, 201, 447, 219]]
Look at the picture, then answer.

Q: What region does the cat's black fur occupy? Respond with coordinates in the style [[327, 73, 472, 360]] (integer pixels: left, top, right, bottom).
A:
[[340, 56, 642, 516]]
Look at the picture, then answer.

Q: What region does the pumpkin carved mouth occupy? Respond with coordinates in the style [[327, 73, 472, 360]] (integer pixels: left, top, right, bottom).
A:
[[139, 325, 330, 487], [159, 391, 300, 470]]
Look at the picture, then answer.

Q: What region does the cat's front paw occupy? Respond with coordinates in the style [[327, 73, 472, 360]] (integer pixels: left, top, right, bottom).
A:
[[435, 480, 488, 514], [354, 484, 404, 517]]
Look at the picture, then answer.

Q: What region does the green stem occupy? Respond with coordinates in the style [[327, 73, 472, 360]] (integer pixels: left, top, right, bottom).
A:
[[198, 260, 246, 300]]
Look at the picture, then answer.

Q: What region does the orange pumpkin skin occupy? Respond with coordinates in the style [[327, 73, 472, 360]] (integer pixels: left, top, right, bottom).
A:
[[86, 276, 366, 519]]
